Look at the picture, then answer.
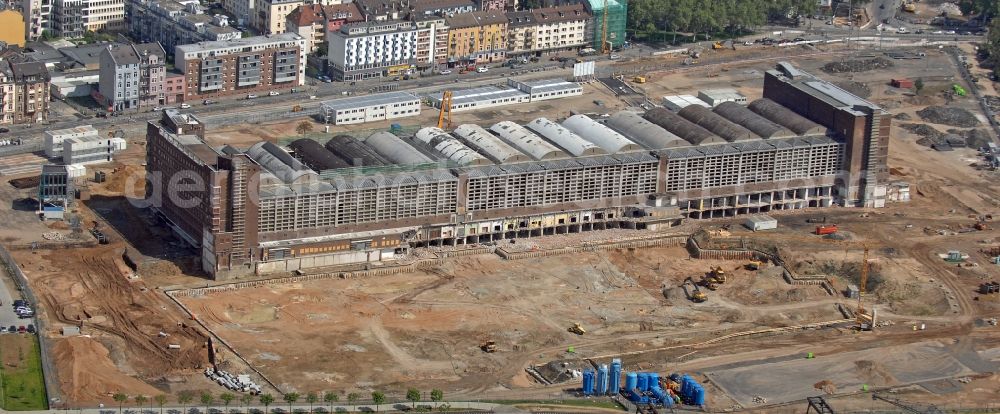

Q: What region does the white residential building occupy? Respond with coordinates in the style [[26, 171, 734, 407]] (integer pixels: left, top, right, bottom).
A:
[[44, 125, 99, 158], [328, 20, 418, 81], [62, 135, 127, 165], [22, 0, 50, 40]]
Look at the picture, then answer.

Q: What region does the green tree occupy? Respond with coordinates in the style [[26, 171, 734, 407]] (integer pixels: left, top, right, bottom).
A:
[[179, 390, 195, 414], [346, 393, 359, 406], [220, 393, 236, 413], [371, 392, 385, 413], [135, 395, 149, 412], [155, 395, 168, 414], [201, 392, 215, 413], [429, 390, 443, 403], [305, 392, 319, 413], [241, 394, 255, 414], [283, 392, 300, 413], [295, 121, 313, 136], [914, 77, 925, 95], [113, 393, 129, 414], [405, 389, 420, 408], [259, 394, 275, 414], [323, 391, 338, 412]]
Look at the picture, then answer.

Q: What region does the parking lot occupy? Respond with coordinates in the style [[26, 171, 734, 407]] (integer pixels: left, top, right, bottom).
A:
[[0, 266, 32, 333]]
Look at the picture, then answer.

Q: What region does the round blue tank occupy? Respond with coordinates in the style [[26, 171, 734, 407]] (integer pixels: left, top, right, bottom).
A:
[[669, 373, 680, 382], [693, 384, 706, 406], [637, 373, 648, 392], [650, 386, 667, 405], [649, 373, 660, 389], [679, 377, 690, 396], [625, 372, 638, 391], [582, 369, 595, 395], [661, 391, 674, 408]]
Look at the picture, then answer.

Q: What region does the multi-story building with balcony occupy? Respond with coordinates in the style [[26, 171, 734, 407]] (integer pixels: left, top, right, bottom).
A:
[[126, 0, 241, 55], [22, 0, 51, 41], [505, 10, 533, 54], [285, 2, 361, 53], [81, 0, 125, 32], [327, 20, 417, 81], [98, 42, 166, 111], [255, 0, 301, 34], [176, 33, 306, 100], [51, 0, 84, 38], [7, 56, 51, 124], [445, 10, 507, 64], [529, 4, 587, 52]]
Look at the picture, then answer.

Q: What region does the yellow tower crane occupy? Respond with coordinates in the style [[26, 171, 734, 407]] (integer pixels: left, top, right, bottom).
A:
[[600, 0, 610, 55], [437, 90, 453, 129]]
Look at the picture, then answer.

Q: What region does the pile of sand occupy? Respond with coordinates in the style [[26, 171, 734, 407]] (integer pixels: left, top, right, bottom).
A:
[[52, 336, 162, 404]]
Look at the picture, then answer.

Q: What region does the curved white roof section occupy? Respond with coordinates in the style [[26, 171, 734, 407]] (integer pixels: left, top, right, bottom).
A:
[[561, 114, 642, 153], [453, 124, 531, 164], [605, 111, 689, 149], [415, 127, 491, 166], [362, 132, 434, 165], [526, 117, 606, 157], [246, 141, 317, 185], [489, 121, 567, 160]]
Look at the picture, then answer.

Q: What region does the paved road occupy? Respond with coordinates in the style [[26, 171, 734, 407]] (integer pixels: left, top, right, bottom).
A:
[[0, 260, 26, 332], [0, 402, 514, 414]]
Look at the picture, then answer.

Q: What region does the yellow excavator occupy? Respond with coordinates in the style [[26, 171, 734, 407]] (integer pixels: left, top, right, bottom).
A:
[[684, 277, 708, 303], [568, 323, 586, 335], [746, 260, 764, 271], [710, 266, 727, 283]]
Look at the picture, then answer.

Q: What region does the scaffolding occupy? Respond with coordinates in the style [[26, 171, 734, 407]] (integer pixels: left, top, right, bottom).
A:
[[587, 0, 627, 49]]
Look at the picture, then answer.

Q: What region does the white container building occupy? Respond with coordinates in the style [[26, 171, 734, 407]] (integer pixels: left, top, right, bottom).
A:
[[698, 88, 748, 107], [507, 78, 583, 102], [662, 95, 711, 111], [45, 125, 99, 158], [561, 115, 642, 153], [427, 86, 529, 113], [525, 117, 606, 157], [744, 215, 777, 231], [320, 92, 421, 125], [62, 136, 126, 165]]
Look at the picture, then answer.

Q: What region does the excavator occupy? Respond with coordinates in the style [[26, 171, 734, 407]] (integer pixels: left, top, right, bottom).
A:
[[568, 323, 586, 335], [746, 260, 764, 271], [683, 277, 708, 303]]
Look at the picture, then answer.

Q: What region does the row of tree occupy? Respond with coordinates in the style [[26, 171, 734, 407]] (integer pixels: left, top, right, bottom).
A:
[[626, 0, 821, 42], [110, 389, 446, 414]]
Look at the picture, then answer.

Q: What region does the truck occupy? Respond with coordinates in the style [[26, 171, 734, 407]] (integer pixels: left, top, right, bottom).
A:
[[815, 224, 839, 235]]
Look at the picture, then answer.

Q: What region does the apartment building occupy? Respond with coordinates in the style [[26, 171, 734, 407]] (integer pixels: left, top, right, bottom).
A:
[[164, 72, 184, 104], [414, 15, 448, 67], [327, 20, 417, 81], [221, 0, 252, 27], [445, 10, 507, 64], [8, 57, 50, 124], [505, 10, 533, 54], [22, 0, 51, 41], [82, 0, 126, 32], [51, 0, 85, 38], [176, 33, 305, 100], [529, 4, 587, 52], [473, 0, 505, 12], [98, 42, 167, 111], [255, 0, 301, 34], [285, 2, 361, 53], [126, 0, 241, 54], [411, 0, 475, 16]]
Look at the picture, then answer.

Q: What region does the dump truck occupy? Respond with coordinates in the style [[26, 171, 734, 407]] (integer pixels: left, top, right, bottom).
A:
[[633, 75, 646, 83], [481, 340, 498, 352], [568, 323, 586, 335], [683, 277, 707, 303], [815, 224, 839, 235], [710, 266, 727, 283]]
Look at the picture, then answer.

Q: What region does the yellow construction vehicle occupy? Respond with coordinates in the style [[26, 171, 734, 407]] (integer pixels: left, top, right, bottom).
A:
[[684, 277, 708, 302], [701, 276, 719, 291], [903, 1, 916, 12], [480, 340, 498, 353], [712, 41, 725, 50], [633, 75, 646, 84], [437, 90, 453, 129], [568, 323, 586, 335], [746, 260, 764, 271], [710, 266, 727, 283]]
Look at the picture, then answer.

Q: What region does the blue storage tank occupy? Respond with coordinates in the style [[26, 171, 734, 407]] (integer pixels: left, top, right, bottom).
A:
[[669, 373, 680, 382], [649, 373, 660, 390], [637, 373, 648, 392], [596, 364, 609, 395], [625, 372, 638, 391], [610, 359, 622, 395], [650, 387, 667, 404], [628, 389, 649, 404], [679, 376, 690, 397], [693, 384, 706, 406], [582, 369, 595, 395]]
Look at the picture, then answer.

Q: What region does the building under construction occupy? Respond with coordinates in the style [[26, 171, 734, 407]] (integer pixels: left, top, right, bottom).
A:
[[146, 63, 889, 278]]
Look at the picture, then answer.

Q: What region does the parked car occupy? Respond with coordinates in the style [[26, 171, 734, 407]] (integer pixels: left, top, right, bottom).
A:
[[439, 69, 452, 75], [477, 66, 489, 73], [309, 95, 317, 100], [7, 325, 15, 333], [152, 106, 162, 111], [269, 91, 280, 96], [0, 127, 9, 133], [17, 326, 25, 333], [26, 324, 35, 333], [179, 103, 191, 109], [246, 94, 257, 99], [609, 54, 621, 60], [203, 99, 215, 105], [0, 326, 7, 333]]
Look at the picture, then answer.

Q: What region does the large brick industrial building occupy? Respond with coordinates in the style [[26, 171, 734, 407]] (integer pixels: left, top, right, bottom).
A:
[[146, 63, 890, 278]]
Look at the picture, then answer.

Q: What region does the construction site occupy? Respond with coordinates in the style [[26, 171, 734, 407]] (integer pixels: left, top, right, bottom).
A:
[[3, 37, 1000, 413]]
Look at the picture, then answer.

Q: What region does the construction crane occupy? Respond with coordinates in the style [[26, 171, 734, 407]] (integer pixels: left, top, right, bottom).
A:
[[600, 0, 609, 54], [437, 90, 453, 129], [872, 393, 944, 414]]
